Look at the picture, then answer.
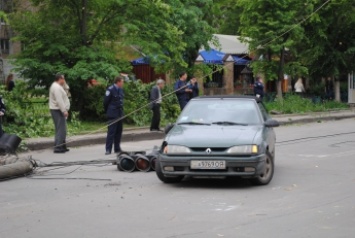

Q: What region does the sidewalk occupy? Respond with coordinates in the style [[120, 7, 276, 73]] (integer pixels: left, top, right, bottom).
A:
[[25, 109, 355, 151]]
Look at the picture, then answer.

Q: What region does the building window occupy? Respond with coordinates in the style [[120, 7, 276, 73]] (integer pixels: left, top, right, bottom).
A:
[[0, 38, 9, 54]]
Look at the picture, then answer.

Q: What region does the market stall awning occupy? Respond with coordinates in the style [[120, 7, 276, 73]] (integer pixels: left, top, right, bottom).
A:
[[131, 57, 149, 65], [232, 56, 250, 65], [199, 49, 225, 64]]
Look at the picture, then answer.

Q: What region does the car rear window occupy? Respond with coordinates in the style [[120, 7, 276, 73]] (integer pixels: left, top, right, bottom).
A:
[[177, 99, 262, 125]]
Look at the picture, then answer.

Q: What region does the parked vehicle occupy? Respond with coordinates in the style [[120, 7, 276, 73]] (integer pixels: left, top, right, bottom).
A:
[[156, 96, 279, 185]]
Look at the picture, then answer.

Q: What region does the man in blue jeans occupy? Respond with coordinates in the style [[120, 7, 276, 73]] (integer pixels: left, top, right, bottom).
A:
[[104, 76, 124, 155]]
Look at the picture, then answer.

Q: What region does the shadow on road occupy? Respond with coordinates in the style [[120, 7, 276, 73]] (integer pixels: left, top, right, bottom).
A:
[[167, 176, 257, 190]]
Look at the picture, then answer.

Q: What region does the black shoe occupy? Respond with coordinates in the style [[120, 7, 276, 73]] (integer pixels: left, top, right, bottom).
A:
[[54, 149, 66, 154], [64, 148, 70, 152], [105, 151, 111, 155], [150, 129, 160, 132]]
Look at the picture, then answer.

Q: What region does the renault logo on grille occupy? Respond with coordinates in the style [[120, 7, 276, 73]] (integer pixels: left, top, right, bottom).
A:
[[206, 148, 212, 154]]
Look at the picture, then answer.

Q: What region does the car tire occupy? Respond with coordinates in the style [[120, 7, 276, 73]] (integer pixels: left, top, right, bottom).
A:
[[250, 151, 274, 185], [155, 157, 184, 183]]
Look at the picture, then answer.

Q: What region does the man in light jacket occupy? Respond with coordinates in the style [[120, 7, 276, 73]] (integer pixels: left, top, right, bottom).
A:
[[150, 79, 165, 131], [49, 74, 70, 153]]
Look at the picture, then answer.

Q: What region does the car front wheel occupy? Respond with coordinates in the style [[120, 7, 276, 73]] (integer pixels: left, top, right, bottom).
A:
[[155, 157, 184, 183], [251, 151, 274, 185]]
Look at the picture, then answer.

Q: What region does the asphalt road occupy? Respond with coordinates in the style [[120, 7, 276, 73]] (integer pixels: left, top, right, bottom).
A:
[[1, 119, 355, 238]]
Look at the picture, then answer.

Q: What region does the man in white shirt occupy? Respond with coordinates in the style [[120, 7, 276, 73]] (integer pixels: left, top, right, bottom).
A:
[[49, 74, 70, 153]]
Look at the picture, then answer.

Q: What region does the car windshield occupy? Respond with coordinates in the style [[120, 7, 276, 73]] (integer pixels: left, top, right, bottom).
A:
[[176, 99, 262, 125]]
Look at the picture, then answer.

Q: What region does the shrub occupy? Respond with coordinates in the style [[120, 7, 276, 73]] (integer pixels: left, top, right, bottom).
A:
[[265, 94, 348, 114], [80, 80, 181, 127], [1, 81, 81, 138]]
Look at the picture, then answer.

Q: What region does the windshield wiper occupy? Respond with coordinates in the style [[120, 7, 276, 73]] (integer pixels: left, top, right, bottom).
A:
[[212, 121, 248, 126], [177, 121, 211, 126]]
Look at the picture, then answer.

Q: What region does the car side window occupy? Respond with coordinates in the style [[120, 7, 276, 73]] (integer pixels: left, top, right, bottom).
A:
[[258, 103, 269, 121]]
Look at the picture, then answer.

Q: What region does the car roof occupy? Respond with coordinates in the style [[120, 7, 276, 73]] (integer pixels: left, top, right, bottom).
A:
[[192, 95, 260, 101]]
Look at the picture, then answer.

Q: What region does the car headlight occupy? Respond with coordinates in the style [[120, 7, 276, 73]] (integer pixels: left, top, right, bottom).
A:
[[164, 145, 191, 154], [227, 145, 258, 155]]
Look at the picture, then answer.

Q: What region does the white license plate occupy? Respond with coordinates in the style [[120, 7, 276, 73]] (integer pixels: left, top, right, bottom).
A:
[[190, 160, 226, 169]]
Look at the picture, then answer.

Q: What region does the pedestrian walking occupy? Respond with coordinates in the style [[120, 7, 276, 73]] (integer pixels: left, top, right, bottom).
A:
[[104, 76, 124, 155], [294, 78, 305, 94], [6, 74, 15, 92], [49, 74, 70, 153], [174, 72, 191, 110], [253, 76, 264, 99], [187, 76, 199, 100], [150, 79, 165, 131]]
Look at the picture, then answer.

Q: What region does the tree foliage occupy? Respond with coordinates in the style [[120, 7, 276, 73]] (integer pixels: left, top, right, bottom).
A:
[[9, 0, 214, 111]]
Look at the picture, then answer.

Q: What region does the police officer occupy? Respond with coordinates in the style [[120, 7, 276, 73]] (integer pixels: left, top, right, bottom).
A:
[[174, 72, 192, 110], [254, 76, 264, 100], [104, 76, 124, 155], [0, 96, 5, 137], [187, 76, 199, 101]]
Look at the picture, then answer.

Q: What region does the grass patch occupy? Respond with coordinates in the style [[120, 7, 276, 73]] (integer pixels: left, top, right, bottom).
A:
[[265, 94, 349, 114]]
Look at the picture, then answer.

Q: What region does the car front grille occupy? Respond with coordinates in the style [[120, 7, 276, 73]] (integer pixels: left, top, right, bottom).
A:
[[190, 147, 228, 153]]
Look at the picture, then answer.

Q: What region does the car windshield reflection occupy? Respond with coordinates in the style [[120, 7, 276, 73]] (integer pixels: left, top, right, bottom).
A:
[[177, 99, 262, 125]]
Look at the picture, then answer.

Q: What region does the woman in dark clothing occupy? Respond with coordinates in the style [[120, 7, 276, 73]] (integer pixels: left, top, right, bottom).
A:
[[6, 74, 15, 92]]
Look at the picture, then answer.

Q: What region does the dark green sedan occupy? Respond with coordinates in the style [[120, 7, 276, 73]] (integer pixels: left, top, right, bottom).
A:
[[156, 96, 279, 185]]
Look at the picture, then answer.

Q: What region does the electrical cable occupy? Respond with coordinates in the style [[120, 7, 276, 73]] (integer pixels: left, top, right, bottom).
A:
[[261, 0, 332, 46], [276, 131, 355, 146]]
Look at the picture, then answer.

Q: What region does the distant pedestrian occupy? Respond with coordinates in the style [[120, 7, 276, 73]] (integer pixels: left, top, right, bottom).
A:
[[174, 72, 191, 110], [49, 74, 70, 153], [294, 78, 305, 94], [6, 74, 15, 92], [253, 76, 264, 99], [149, 79, 165, 131], [325, 77, 334, 100], [0, 96, 6, 137], [187, 77, 199, 100], [104, 76, 124, 155]]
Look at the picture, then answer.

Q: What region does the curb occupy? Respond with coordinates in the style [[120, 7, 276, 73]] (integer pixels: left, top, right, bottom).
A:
[[25, 131, 165, 151], [24, 113, 355, 151], [278, 114, 355, 126]]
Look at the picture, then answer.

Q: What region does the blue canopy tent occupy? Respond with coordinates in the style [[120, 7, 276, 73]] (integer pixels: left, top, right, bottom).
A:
[[199, 49, 226, 65], [232, 55, 250, 65], [131, 57, 149, 66]]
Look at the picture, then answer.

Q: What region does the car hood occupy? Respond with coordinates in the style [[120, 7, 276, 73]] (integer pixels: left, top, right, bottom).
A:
[[165, 125, 262, 147]]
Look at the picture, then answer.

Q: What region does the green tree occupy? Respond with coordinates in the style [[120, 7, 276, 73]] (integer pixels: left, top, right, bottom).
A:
[[237, 0, 313, 99], [302, 0, 355, 101], [10, 0, 214, 113]]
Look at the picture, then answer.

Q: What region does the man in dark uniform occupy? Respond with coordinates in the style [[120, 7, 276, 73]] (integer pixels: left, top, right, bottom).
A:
[[150, 79, 165, 131], [187, 76, 199, 101], [253, 76, 264, 100], [104, 76, 124, 155], [174, 72, 192, 110], [0, 96, 5, 137]]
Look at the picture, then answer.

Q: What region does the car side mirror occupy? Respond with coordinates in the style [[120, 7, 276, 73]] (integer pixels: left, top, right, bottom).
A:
[[264, 119, 280, 127], [164, 123, 175, 134]]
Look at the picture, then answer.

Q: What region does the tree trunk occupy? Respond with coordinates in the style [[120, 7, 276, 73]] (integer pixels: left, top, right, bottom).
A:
[[81, 0, 88, 45], [334, 77, 341, 102], [277, 47, 285, 99]]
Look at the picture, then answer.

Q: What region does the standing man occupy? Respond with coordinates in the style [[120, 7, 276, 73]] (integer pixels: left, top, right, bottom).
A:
[[104, 76, 124, 155], [0, 96, 6, 137], [187, 76, 199, 101], [253, 76, 265, 100], [49, 74, 70, 153], [174, 72, 191, 110], [149, 79, 165, 131]]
